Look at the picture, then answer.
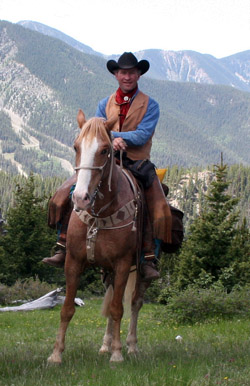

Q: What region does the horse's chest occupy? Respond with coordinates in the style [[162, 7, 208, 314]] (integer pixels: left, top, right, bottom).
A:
[[87, 228, 136, 265], [76, 202, 137, 264]]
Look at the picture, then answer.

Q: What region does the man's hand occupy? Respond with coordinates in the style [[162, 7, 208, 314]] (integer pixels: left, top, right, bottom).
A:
[[113, 137, 127, 151]]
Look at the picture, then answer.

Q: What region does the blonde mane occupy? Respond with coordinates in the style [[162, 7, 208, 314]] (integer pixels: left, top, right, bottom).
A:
[[77, 117, 112, 145]]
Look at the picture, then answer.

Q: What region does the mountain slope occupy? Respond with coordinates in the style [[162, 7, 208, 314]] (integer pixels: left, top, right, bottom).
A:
[[0, 20, 250, 178], [221, 51, 250, 90], [136, 49, 250, 92], [18, 20, 102, 57], [17, 20, 250, 92]]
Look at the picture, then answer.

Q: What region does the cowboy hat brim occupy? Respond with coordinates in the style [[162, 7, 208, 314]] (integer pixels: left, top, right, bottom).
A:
[[107, 59, 149, 75]]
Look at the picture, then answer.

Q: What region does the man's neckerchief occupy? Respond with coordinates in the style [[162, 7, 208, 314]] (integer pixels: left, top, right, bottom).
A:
[[115, 86, 138, 130]]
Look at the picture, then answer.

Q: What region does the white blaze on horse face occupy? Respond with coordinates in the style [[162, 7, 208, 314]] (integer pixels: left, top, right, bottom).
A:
[[73, 137, 98, 209]]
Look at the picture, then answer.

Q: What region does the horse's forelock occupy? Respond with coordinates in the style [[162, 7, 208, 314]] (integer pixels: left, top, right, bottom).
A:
[[78, 117, 111, 145]]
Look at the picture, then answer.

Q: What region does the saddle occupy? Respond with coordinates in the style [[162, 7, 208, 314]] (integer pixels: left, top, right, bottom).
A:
[[115, 155, 183, 252], [48, 157, 173, 247], [117, 152, 156, 189]]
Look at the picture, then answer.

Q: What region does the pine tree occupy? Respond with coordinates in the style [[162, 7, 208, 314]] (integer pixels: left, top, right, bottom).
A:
[[224, 218, 250, 288], [175, 157, 242, 290], [0, 174, 56, 285]]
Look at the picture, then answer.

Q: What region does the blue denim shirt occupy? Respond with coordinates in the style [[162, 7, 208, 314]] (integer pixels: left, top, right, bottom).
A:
[[95, 90, 160, 147]]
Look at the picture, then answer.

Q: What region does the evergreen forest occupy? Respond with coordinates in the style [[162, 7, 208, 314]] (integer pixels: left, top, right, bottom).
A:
[[0, 161, 249, 303], [2, 162, 249, 226]]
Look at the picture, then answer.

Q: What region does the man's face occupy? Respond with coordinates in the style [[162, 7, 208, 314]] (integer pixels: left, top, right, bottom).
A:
[[115, 68, 141, 93]]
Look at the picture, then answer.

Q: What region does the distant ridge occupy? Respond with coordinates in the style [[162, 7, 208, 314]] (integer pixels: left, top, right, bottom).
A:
[[18, 20, 103, 57], [18, 20, 250, 92]]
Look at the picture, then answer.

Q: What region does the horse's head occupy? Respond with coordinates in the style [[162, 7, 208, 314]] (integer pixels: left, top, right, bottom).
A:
[[72, 110, 115, 211]]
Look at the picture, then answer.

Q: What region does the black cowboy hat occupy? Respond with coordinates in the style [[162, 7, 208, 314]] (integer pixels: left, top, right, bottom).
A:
[[107, 52, 150, 75]]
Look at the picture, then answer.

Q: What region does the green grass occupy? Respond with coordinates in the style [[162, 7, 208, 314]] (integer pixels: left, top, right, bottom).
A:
[[0, 299, 249, 385]]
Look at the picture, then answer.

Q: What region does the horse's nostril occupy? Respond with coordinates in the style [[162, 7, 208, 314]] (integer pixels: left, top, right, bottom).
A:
[[84, 193, 90, 201]]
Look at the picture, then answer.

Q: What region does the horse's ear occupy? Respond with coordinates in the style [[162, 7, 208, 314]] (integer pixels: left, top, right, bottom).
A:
[[104, 115, 117, 132], [77, 109, 86, 129]]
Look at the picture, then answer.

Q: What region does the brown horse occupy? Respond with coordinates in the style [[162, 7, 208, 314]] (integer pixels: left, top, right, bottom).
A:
[[47, 110, 151, 364]]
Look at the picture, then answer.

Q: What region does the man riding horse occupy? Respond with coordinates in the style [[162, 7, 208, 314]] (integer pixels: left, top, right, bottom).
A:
[[43, 52, 172, 280]]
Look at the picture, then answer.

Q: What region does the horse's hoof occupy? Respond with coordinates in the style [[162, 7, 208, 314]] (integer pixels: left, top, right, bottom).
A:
[[127, 346, 139, 355], [47, 353, 62, 365], [99, 345, 111, 354], [110, 352, 124, 362]]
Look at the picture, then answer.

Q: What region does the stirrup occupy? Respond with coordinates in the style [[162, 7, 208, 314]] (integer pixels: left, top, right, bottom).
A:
[[42, 245, 66, 268], [140, 261, 160, 282]]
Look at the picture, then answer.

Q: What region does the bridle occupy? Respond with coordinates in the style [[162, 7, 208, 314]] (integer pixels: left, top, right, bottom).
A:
[[74, 153, 110, 172], [74, 144, 115, 216]]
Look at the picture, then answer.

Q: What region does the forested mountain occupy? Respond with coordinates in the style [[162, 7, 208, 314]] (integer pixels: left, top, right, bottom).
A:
[[0, 20, 250, 178], [18, 20, 250, 92], [136, 50, 250, 92]]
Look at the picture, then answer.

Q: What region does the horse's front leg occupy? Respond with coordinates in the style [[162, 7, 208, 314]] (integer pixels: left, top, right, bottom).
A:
[[99, 315, 113, 354], [126, 278, 150, 355], [109, 261, 131, 362], [47, 254, 84, 364]]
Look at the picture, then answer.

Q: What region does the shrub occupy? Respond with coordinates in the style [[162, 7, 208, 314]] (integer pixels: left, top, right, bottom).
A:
[[156, 286, 250, 324], [0, 276, 55, 305], [157, 285, 179, 305]]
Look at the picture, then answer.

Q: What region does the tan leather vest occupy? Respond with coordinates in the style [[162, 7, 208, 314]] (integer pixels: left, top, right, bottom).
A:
[[105, 91, 152, 160]]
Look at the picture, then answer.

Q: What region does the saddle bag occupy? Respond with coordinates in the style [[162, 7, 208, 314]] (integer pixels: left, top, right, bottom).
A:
[[48, 174, 76, 227], [161, 205, 184, 253]]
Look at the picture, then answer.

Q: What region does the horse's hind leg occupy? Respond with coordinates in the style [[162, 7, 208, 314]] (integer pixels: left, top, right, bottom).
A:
[[126, 278, 150, 355], [48, 256, 83, 364]]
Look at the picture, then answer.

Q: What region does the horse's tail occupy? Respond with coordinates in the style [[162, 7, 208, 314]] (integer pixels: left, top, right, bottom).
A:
[[124, 266, 137, 317], [101, 266, 137, 318], [101, 284, 114, 318]]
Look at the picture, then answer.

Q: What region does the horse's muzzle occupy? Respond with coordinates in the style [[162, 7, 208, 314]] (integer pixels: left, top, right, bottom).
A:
[[72, 191, 90, 211]]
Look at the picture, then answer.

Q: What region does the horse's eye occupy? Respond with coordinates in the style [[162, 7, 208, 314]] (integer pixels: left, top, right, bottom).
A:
[[101, 149, 107, 155]]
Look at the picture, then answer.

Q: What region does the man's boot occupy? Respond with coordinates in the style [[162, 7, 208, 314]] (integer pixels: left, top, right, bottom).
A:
[[42, 243, 66, 268], [140, 254, 160, 281]]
